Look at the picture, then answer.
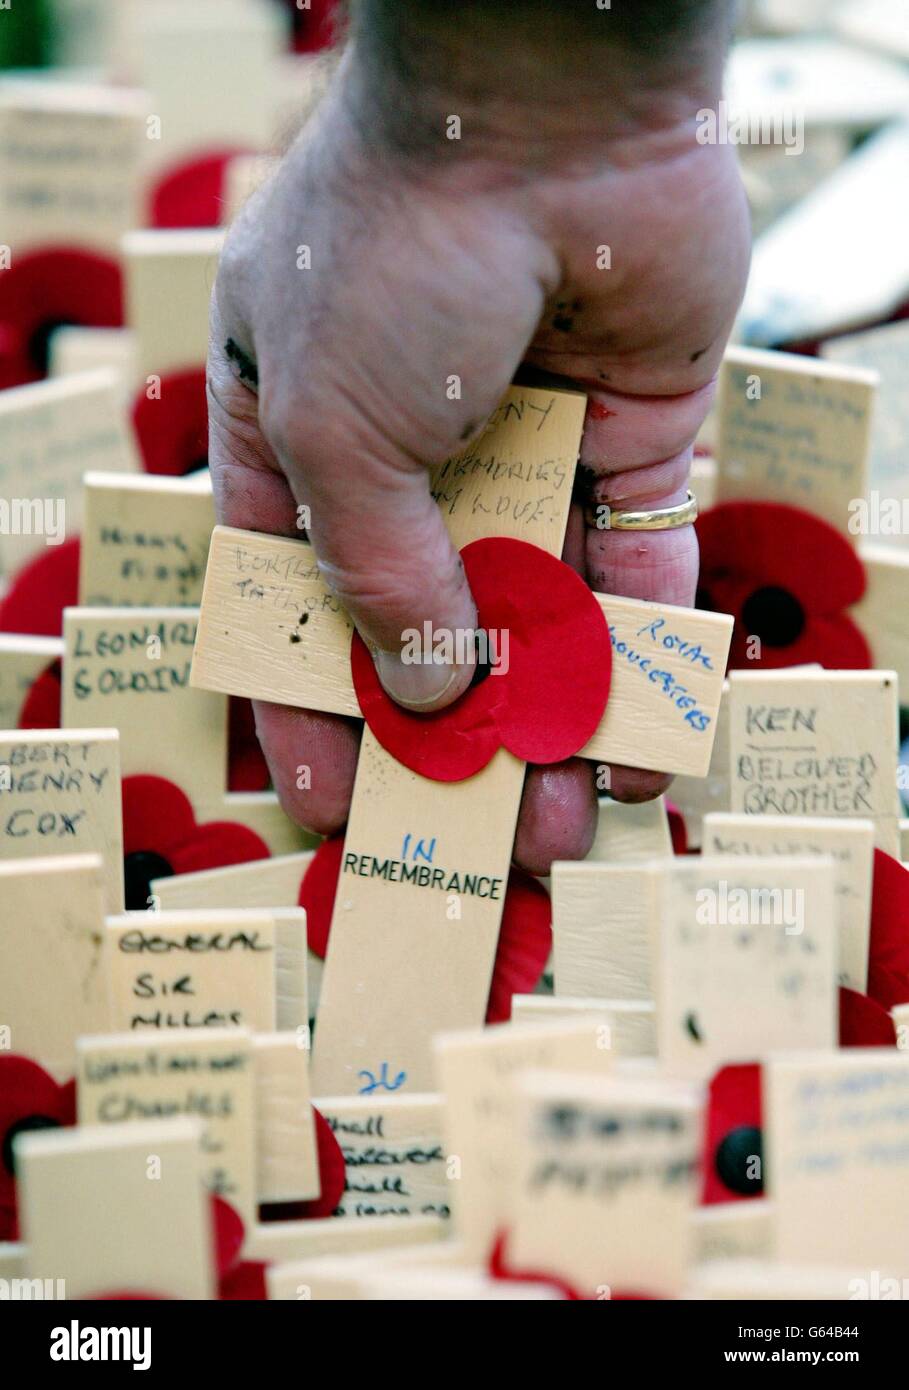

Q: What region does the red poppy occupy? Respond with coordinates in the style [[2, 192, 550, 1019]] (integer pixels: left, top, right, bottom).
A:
[[866, 848, 909, 1011], [15, 656, 63, 727], [839, 986, 897, 1046], [0, 1055, 76, 1239], [0, 247, 123, 389], [350, 537, 611, 783], [0, 538, 80, 637], [122, 774, 269, 911], [815, 849, 909, 1042], [149, 151, 250, 230], [209, 1195, 268, 1300], [704, 979, 899, 1208], [296, 832, 345, 958], [298, 833, 552, 1022], [696, 500, 870, 671], [665, 799, 690, 855], [132, 369, 208, 477], [485, 872, 552, 1025], [702, 1063, 762, 1206]]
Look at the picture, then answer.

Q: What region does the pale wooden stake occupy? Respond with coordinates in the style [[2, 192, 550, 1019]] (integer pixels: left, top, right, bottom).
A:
[[766, 1048, 909, 1276], [318, 1092, 448, 1222], [433, 1020, 616, 1262], [76, 1027, 257, 1224], [727, 668, 901, 855], [18, 1117, 214, 1299], [0, 853, 109, 1081], [716, 346, 875, 538], [80, 471, 215, 608], [0, 728, 124, 912], [655, 855, 837, 1078], [508, 1070, 703, 1298], [702, 812, 874, 991], [552, 861, 662, 1001], [0, 372, 139, 577]]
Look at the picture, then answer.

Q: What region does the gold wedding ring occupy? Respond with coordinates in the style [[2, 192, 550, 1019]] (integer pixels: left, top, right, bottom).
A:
[[584, 489, 698, 531]]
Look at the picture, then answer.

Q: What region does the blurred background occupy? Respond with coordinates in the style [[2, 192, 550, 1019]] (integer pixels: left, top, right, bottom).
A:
[[1, 0, 907, 354]]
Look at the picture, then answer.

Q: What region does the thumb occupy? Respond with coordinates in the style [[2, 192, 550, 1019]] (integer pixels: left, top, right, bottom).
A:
[[263, 395, 481, 712]]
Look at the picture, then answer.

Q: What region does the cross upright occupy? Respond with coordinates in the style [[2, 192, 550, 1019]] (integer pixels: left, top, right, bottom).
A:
[[193, 385, 732, 1093]]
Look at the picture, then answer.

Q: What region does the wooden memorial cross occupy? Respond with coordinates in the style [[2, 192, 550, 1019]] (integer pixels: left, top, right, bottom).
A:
[[585, 794, 673, 862], [123, 229, 222, 475], [509, 995, 657, 1058], [60, 603, 313, 862], [0, 371, 139, 581], [822, 320, 909, 692], [853, 544, 909, 695], [701, 812, 875, 992], [192, 385, 733, 1093], [507, 1069, 703, 1299], [49, 325, 138, 398], [131, 0, 284, 200], [17, 1116, 214, 1300], [79, 470, 216, 609], [267, 1250, 557, 1302], [63, 604, 230, 809], [692, 1198, 772, 1266], [665, 679, 731, 850], [0, 81, 145, 402], [825, 318, 909, 549], [654, 855, 837, 1079], [150, 852, 326, 1019], [124, 228, 223, 387], [1, 846, 319, 1209], [253, 1212, 448, 1277], [551, 860, 662, 1003], [765, 1048, 909, 1277], [76, 1026, 321, 1224], [0, 852, 109, 1081], [318, 1092, 449, 1223], [726, 667, 901, 856], [689, 1259, 870, 1301], [104, 905, 308, 1037], [0, 727, 125, 912], [0, 80, 147, 265], [715, 345, 875, 537], [77, 1027, 259, 1224], [433, 1018, 617, 1263]]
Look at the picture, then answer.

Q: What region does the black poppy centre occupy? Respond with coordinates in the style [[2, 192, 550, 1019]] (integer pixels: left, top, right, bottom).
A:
[[124, 850, 175, 911], [2, 1114, 61, 1178]]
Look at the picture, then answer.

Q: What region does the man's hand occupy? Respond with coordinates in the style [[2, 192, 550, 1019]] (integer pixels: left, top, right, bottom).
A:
[[208, 0, 750, 873]]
